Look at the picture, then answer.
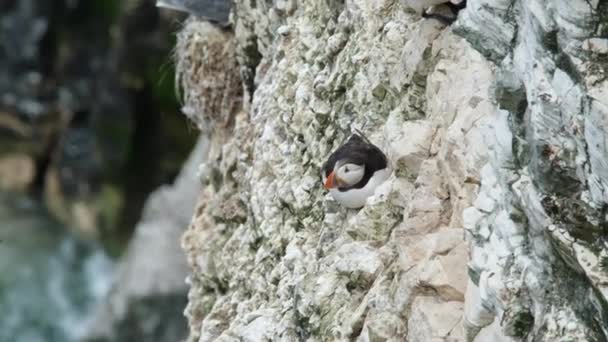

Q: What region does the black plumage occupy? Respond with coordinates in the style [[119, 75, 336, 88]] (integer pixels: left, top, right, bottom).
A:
[[421, 0, 467, 25], [322, 134, 388, 191]]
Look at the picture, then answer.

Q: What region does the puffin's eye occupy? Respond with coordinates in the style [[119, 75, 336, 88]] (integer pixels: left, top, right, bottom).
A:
[[344, 167, 349, 173]]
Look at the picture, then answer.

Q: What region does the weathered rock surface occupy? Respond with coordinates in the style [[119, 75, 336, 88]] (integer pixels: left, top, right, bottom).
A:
[[175, 0, 608, 341], [456, 1, 608, 340]]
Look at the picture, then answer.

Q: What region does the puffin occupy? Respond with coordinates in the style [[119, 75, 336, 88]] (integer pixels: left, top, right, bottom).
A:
[[322, 132, 391, 209]]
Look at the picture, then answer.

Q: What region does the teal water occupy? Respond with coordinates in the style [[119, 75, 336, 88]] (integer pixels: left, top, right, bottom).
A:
[[0, 193, 114, 342]]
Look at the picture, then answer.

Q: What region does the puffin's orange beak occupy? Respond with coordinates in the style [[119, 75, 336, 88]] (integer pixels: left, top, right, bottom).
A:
[[324, 171, 335, 189]]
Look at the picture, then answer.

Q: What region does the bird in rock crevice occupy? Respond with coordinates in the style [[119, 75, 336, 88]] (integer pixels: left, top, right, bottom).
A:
[[405, 0, 467, 25], [322, 132, 391, 209]]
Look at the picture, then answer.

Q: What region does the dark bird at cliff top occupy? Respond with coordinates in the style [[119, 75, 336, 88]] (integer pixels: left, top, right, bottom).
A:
[[403, 0, 467, 25], [322, 132, 390, 209], [156, 0, 231, 25]]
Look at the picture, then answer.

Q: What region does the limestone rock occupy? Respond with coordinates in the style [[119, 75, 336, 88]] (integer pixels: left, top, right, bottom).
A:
[[459, 0, 608, 340], [174, 0, 608, 341]]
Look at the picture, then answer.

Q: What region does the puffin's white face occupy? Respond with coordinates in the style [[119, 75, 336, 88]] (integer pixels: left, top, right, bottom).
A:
[[325, 161, 365, 189], [335, 163, 364, 186]]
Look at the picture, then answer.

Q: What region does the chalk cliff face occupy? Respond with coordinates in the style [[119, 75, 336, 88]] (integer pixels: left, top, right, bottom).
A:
[[176, 0, 608, 341]]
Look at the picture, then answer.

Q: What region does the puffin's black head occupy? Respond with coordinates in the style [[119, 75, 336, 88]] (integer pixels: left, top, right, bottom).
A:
[[322, 134, 388, 191]]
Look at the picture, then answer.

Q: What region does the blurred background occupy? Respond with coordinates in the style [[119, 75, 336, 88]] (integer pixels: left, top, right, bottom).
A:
[[0, 0, 198, 341]]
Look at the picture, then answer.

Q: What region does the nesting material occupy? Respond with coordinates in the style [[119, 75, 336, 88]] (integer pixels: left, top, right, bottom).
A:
[[175, 19, 242, 132]]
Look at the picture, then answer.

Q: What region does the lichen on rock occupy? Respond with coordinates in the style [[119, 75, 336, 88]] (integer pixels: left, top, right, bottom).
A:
[[174, 0, 608, 341]]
